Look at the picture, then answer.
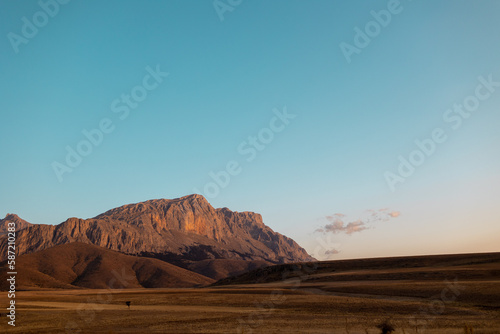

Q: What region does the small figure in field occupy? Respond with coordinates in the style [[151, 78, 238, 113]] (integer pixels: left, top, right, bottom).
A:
[[376, 320, 395, 334], [125, 301, 131, 309]]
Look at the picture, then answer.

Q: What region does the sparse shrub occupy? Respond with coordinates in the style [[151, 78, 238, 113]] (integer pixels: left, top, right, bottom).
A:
[[376, 320, 395, 334]]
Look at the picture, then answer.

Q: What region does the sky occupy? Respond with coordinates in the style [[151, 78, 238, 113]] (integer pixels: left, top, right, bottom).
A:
[[1, 0, 499, 261]]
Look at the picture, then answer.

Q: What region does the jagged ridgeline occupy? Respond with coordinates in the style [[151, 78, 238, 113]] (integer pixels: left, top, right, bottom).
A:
[[0, 195, 314, 287]]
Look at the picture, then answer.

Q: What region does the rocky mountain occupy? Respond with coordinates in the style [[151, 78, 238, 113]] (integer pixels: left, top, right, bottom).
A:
[[0, 213, 32, 236], [0, 242, 214, 290], [0, 195, 314, 275]]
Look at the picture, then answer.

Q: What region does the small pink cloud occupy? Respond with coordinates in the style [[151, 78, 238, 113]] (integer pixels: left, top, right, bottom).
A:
[[344, 221, 368, 234], [325, 249, 340, 255], [316, 208, 400, 235], [389, 211, 401, 218]]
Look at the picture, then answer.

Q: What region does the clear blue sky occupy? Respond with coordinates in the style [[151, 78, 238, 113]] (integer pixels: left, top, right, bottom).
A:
[[1, 0, 499, 260]]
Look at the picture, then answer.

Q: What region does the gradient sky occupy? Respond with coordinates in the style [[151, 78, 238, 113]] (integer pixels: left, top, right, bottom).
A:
[[1, 0, 499, 260]]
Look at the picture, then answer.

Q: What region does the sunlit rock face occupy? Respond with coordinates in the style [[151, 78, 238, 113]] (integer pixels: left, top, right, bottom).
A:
[[0, 194, 314, 265]]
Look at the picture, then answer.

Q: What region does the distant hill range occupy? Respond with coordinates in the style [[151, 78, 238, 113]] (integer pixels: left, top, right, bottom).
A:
[[214, 252, 500, 286], [211, 252, 500, 310], [0, 195, 313, 288]]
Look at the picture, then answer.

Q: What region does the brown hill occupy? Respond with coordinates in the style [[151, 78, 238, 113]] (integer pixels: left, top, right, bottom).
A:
[[0, 242, 214, 290], [0, 195, 313, 270], [187, 258, 272, 281], [213, 252, 500, 311], [214, 252, 500, 286], [0, 213, 32, 236]]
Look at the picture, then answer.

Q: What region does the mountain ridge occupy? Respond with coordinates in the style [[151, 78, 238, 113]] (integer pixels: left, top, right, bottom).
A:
[[0, 195, 314, 273]]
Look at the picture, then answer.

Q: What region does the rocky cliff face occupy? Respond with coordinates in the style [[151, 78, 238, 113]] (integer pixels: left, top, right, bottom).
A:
[[0, 214, 32, 236], [0, 195, 314, 265]]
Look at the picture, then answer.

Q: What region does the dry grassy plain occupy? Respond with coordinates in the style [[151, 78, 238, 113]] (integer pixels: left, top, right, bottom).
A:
[[1, 253, 499, 333]]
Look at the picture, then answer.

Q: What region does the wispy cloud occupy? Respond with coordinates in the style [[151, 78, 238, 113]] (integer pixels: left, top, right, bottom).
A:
[[316, 209, 400, 235], [324, 248, 340, 255]]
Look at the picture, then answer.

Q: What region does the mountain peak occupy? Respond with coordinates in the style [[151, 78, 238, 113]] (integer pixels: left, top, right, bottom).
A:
[[0, 196, 315, 265], [4, 213, 20, 220], [178, 194, 206, 201], [2, 213, 28, 224], [0, 213, 32, 235]]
